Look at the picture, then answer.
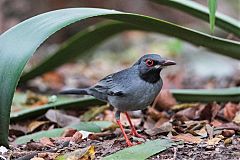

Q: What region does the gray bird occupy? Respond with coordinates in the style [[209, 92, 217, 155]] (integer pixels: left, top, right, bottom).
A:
[[60, 54, 176, 146]]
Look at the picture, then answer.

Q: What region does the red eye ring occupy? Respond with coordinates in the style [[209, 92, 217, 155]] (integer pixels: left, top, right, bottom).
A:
[[145, 59, 154, 67]]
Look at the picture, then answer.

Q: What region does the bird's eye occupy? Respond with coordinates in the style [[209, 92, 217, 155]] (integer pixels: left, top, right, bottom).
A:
[[145, 59, 154, 67]]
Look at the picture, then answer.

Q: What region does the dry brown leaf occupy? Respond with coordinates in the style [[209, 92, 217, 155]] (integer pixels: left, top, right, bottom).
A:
[[42, 71, 64, 90], [145, 121, 172, 136], [224, 102, 239, 121], [72, 131, 83, 143], [154, 90, 177, 111], [211, 120, 223, 127], [38, 152, 60, 160], [24, 91, 49, 106], [62, 128, 77, 137], [233, 111, 240, 124], [224, 138, 232, 146], [222, 130, 235, 137], [206, 124, 214, 139], [30, 158, 44, 160], [27, 121, 49, 133], [195, 127, 208, 138], [172, 103, 199, 111], [147, 107, 162, 121], [199, 103, 221, 121], [154, 116, 170, 128], [172, 133, 202, 144], [175, 105, 200, 120], [56, 145, 95, 160], [143, 117, 156, 129], [207, 137, 221, 146], [45, 109, 80, 127], [39, 137, 54, 147]]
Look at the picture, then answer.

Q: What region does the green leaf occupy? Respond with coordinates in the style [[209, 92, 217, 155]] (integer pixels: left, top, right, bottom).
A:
[[11, 93, 105, 122], [20, 22, 240, 83], [19, 22, 139, 82], [152, 0, 239, 36], [15, 121, 112, 145], [208, 0, 217, 33], [103, 138, 176, 160], [172, 87, 240, 102], [1, 8, 240, 147]]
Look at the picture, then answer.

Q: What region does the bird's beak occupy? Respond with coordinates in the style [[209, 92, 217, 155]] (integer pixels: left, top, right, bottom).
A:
[[154, 59, 176, 69], [162, 59, 176, 66]]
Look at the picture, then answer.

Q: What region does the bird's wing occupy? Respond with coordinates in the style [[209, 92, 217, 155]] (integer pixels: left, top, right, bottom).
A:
[[88, 74, 125, 101]]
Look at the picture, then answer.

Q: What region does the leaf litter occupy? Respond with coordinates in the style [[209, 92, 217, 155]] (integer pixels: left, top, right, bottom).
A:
[[4, 60, 240, 159]]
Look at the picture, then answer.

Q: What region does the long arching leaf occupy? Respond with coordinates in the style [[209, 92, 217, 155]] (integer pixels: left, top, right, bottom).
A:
[[152, 0, 240, 36], [20, 20, 240, 82]]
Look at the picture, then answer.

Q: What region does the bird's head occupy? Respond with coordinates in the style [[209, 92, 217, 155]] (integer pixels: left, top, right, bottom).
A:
[[134, 54, 176, 83]]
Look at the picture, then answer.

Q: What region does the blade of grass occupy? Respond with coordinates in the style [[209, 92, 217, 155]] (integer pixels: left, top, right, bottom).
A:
[[103, 138, 177, 160], [15, 121, 112, 145], [208, 0, 217, 33], [152, 0, 240, 37], [20, 21, 240, 83], [0, 8, 240, 147], [11, 93, 105, 122], [171, 87, 240, 103]]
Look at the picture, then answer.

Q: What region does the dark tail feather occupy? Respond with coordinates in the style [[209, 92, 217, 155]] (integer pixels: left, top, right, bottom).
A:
[[59, 89, 89, 95]]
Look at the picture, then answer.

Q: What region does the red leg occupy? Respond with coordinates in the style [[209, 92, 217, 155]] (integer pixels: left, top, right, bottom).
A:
[[125, 112, 145, 139], [116, 120, 133, 146]]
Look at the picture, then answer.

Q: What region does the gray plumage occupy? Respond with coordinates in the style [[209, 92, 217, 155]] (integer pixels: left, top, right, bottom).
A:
[[60, 54, 176, 112]]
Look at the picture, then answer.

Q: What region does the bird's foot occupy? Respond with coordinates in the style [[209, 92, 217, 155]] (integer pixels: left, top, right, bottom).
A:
[[130, 130, 146, 139], [126, 139, 133, 147]]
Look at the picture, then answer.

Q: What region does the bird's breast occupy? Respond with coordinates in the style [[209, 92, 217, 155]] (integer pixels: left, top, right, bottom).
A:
[[108, 79, 162, 111]]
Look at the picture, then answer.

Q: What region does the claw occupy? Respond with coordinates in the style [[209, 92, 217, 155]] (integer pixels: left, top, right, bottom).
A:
[[125, 112, 146, 140]]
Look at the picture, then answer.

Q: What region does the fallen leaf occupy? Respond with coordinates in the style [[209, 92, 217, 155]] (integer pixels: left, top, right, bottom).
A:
[[222, 130, 235, 137], [195, 127, 208, 138], [9, 124, 27, 136], [80, 105, 109, 121], [26, 141, 45, 150], [72, 131, 83, 143], [172, 133, 202, 144], [175, 106, 200, 120], [172, 103, 199, 111], [61, 128, 77, 137], [24, 91, 49, 106], [154, 90, 177, 111], [56, 145, 95, 160], [207, 137, 221, 146], [38, 152, 60, 160], [28, 121, 49, 133], [206, 124, 214, 139], [145, 122, 172, 136], [233, 111, 240, 124], [210, 120, 223, 127], [45, 109, 80, 127], [224, 138, 232, 146], [216, 122, 240, 131], [30, 158, 44, 160], [224, 102, 239, 121], [39, 137, 54, 147], [199, 103, 221, 121], [147, 107, 162, 121], [42, 71, 64, 90]]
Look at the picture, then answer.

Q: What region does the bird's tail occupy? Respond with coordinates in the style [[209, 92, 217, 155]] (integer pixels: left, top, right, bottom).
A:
[[59, 88, 89, 95]]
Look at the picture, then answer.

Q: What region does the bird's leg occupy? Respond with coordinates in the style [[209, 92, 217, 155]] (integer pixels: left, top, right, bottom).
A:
[[115, 111, 133, 146], [125, 112, 145, 139]]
